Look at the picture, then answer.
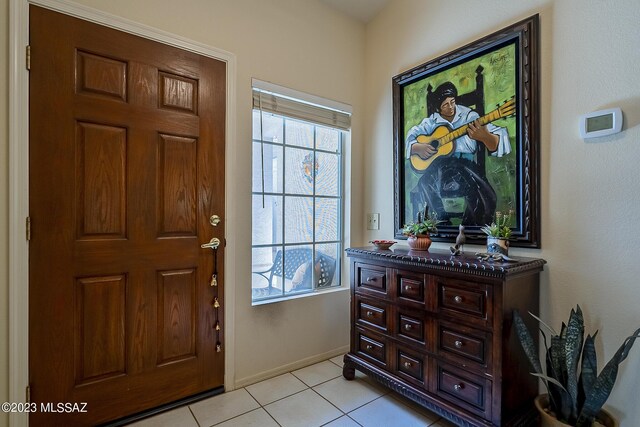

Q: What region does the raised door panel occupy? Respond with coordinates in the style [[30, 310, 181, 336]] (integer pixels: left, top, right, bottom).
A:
[[74, 275, 126, 385], [75, 122, 127, 239], [157, 134, 198, 236], [76, 50, 127, 101], [157, 269, 197, 365]]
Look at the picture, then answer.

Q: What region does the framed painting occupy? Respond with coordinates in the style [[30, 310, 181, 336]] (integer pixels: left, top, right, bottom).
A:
[[393, 15, 541, 248]]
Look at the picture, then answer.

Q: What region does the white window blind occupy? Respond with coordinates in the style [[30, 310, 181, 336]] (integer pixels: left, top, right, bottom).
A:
[[252, 79, 352, 131]]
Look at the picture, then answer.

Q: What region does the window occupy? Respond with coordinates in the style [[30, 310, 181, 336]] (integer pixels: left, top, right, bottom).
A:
[[251, 80, 351, 303]]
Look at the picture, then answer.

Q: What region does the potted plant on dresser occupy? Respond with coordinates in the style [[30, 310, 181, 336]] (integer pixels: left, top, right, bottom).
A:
[[480, 210, 513, 255], [401, 205, 441, 251], [513, 306, 640, 427]]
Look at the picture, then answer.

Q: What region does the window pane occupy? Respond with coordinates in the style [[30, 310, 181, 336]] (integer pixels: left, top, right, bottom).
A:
[[315, 198, 339, 242], [317, 126, 340, 152], [285, 119, 313, 148], [252, 195, 282, 245], [315, 152, 339, 197], [285, 245, 313, 294], [316, 243, 339, 288], [253, 110, 283, 143], [252, 142, 283, 193], [284, 147, 314, 195], [284, 196, 313, 243], [252, 246, 284, 299]]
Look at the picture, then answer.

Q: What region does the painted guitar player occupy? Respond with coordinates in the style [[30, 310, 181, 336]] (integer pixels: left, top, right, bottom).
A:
[[405, 81, 515, 226]]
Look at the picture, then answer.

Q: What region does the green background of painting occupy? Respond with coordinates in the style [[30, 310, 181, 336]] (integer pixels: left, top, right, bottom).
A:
[[402, 42, 517, 227]]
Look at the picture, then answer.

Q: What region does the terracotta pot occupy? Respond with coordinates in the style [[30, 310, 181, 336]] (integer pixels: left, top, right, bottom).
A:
[[487, 236, 509, 255], [407, 234, 432, 251], [534, 395, 618, 427]]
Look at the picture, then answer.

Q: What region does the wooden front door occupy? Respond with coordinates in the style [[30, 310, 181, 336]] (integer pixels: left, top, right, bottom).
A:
[[28, 6, 226, 425]]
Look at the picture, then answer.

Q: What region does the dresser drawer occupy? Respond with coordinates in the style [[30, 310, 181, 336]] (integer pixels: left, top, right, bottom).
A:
[[394, 345, 427, 388], [356, 295, 388, 332], [438, 321, 491, 370], [396, 270, 427, 308], [437, 279, 492, 328], [355, 328, 387, 366], [355, 262, 388, 296], [432, 361, 492, 419], [396, 309, 427, 345]]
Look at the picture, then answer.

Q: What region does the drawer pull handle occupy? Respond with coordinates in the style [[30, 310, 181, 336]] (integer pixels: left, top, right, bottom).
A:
[[404, 285, 412, 291], [454, 340, 463, 348], [454, 383, 463, 392], [403, 361, 412, 368], [366, 311, 374, 317], [366, 344, 373, 350], [454, 295, 463, 303], [366, 276, 375, 282], [404, 324, 412, 330]]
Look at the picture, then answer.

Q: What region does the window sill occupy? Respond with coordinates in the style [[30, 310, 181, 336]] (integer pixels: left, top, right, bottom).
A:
[[251, 285, 349, 306]]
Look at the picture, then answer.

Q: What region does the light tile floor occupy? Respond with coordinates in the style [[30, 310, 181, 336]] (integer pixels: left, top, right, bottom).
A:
[[127, 355, 456, 427]]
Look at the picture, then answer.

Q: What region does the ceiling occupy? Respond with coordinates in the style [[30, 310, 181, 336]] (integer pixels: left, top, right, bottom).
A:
[[320, 0, 390, 23]]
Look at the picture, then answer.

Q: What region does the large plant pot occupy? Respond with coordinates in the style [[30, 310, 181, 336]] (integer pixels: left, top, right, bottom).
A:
[[535, 395, 618, 427], [407, 234, 432, 251]]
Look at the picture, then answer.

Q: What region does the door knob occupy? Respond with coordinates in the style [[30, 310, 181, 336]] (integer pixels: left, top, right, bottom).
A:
[[201, 237, 220, 250]]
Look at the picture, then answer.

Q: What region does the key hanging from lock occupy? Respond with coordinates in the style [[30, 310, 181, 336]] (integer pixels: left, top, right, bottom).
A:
[[201, 237, 220, 287], [211, 244, 219, 286], [212, 297, 220, 308]]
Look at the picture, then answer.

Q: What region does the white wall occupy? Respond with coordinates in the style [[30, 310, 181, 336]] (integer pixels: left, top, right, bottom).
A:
[[364, 0, 640, 424], [0, 1, 364, 423]]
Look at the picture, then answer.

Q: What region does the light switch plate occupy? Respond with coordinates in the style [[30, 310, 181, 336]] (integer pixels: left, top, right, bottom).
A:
[[367, 213, 380, 230]]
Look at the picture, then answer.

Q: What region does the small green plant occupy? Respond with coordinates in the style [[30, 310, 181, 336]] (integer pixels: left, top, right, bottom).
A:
[[513, 306, 640, 427], [480, 210, 513, 239], [402, 205, 441, 236]]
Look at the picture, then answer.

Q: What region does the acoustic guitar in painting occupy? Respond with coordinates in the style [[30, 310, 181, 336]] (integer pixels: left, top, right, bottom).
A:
[[409, 97, 516, 172]]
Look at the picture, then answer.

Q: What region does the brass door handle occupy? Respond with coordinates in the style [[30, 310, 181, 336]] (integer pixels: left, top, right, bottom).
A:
[[201, 238, 220, 250]]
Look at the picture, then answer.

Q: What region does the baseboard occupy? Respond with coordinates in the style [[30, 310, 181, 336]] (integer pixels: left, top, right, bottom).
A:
[[233, 345, 349, 388]]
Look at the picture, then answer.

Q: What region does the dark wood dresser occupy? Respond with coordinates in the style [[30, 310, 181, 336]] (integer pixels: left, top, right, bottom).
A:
[[343, 247, 545, 427]]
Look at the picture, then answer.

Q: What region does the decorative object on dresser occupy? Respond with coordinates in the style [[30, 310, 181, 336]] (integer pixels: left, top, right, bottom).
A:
[[343, 246, 546, 427], [402, 204, 442, 251], [513, 306, 640, 427], [370, 240, 397, 250], [480, 210, 514, 256]]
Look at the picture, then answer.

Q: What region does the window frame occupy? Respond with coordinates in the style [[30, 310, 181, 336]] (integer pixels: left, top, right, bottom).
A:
[[251, 104, 348, 305]]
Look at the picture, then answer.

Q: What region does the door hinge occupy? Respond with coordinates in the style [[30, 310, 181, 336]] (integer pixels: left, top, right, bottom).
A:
[[26, 217, 31, 241], [26, 385, 31, 403], [26, 45, 31, 70]]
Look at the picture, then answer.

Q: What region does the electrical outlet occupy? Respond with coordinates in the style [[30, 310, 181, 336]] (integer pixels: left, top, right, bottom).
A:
[[367, 213, 380, 230]]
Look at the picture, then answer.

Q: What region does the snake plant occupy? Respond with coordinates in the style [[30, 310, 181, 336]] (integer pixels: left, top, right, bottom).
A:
[[513, 306, 640, 426]]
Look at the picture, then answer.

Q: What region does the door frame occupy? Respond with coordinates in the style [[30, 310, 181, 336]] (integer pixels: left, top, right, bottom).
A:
[[9, 1, 238, 425]]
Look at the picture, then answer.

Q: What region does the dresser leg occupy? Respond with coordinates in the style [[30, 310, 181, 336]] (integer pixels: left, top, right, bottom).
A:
[[342, 359, 356, 380]]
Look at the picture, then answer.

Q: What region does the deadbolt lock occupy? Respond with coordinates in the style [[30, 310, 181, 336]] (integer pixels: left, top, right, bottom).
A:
[[209, 215, 221, 227]]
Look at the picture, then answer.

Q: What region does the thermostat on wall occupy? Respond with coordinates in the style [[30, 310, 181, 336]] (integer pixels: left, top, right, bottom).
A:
[[579, 107, 623, 139]]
